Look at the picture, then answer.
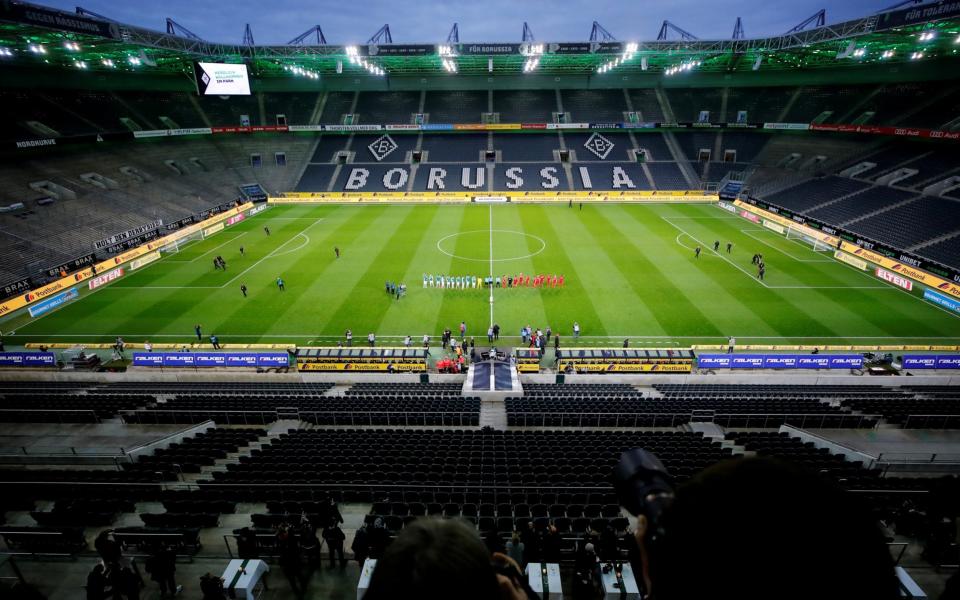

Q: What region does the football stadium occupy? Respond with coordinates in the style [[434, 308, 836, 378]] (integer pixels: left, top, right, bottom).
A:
[[0, 0, 959, 597]]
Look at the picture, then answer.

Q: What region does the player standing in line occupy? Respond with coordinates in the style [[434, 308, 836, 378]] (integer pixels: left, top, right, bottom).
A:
[[695, 246, 701, 259], [423, 273, 428, 288]]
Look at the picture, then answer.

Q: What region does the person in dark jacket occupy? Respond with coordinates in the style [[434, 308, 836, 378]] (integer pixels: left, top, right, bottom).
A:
[[542, 524, 562, 563], [352, 524, 370, 566], [199, 573, 225, 600], [86, 564, 108, 600], [322, 522, 348, 569], [367, 517, 391, 559], [278, 533, 307, 598], [236, 528, 259, 559], [146, 545, 180, 597], [94, 530, 122, 566], [521, 521, 541, 564]]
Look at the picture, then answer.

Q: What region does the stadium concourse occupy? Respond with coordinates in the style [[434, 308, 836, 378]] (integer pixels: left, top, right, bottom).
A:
[[2, 0, 960, 598]]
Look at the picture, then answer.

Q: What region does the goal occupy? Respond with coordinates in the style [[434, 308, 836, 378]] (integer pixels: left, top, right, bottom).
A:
[[785, 226, 833, 252], [159, 229, 204, 255]]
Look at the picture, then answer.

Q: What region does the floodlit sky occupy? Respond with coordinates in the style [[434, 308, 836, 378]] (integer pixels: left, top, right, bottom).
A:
[[38, 0, 891, 44]]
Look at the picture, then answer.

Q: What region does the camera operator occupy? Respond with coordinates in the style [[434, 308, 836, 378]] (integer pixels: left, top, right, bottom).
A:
[[363, 518, 535, 600], [616, 453, 900, 600]]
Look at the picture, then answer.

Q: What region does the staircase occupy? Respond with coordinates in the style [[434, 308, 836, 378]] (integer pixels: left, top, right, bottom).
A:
[[189, 427, 276, 483]]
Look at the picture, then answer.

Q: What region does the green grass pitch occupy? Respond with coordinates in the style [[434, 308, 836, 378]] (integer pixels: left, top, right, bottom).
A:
[[5, 202, 959, 347]]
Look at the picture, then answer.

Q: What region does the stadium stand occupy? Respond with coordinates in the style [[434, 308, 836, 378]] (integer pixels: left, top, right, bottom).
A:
[[559, 89, 627, 122], [349, 133, 419, 163], [665, 87, 725, 122], [760, 175, 872, 213], [423, 90, 487, 123], [496, 134, 560, 161], [724, 86, 797, 123], [354, 91, 421, 124], [919, 235, 960, 267], [421, 133, 488, 162], [209, 428, 733, 493], [571, 163, 651, 190], [625, 89, 664, 122], [196, 94, 260, 127], [493, 90, 557, 122], [674, 131, 720, 161], [806, 186, 918, 224], [564, 132, 637, 162], [261, 92, 318, 125], [113, 91, 205, 129], [645, 162, 689, 189], [847, 195, 960, 249], [632, 132, 672, 161], [783, 84, 874, 123], [318, 91, 356, 124]]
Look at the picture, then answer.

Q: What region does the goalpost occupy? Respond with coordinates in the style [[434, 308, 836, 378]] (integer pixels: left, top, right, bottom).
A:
[[159, 229, 205, 255], [785, 226, 833, 252]]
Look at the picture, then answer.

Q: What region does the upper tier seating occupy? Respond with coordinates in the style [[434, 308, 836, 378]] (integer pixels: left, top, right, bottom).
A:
[[665, 88, 724, 122], [354, 91, 421, 124], [494, 90, 556, 122], [560, 89, 626, 122], [424, 91, 487, 123], [725, 87, 797, 123], [318, 91, 355, 124]]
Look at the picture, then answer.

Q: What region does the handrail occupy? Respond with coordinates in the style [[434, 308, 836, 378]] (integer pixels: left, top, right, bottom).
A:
[[875, 452, 960, 465], [506, 412, 879, 429], [887, 542, 908, 566], [0, 480, 612, 492], [903, 414, 960, 429], [122, 410, 480, 426], [0, 409, 100, 424]]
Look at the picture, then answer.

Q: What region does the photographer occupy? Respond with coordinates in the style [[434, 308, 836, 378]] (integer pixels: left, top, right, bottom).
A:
[[618, 454, 899, 600], [363, 518, 533, 600]]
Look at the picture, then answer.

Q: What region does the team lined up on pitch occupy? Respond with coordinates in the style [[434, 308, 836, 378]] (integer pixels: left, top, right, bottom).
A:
[[422, 274, 566, 289]]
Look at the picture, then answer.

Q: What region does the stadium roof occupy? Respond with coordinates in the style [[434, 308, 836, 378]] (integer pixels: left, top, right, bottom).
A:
[[1, 1, 959, 77]]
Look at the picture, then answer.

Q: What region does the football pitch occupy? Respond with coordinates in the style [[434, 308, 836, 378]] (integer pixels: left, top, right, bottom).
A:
[[5, 202, 960, 347]]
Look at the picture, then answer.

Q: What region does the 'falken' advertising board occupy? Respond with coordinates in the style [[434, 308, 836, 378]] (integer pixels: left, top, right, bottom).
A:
[[901, 355, 960, 369], [0, 352, 57, 367], [697, 354, 863, 369], [133, 352, 289, 368]]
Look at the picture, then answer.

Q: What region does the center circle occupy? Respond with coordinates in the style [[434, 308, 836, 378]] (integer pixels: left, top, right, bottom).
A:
[[436, 229, 547, 262]]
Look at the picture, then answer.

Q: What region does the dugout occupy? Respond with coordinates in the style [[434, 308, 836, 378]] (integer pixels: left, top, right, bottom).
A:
[[295, 347, 428, 372], [514, 348, 543, 373], [556, 348, 695, 373]]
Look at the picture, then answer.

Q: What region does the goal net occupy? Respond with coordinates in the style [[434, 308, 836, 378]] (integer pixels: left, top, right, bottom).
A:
[[785, 226, 833, 252], [159, 229, 204, 255]]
